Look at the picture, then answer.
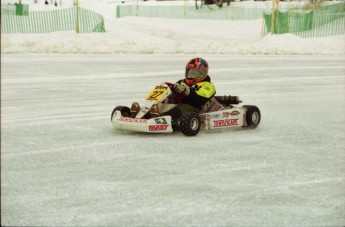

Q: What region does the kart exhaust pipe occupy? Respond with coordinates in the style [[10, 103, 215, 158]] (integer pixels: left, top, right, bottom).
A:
[[215, 95, 242, 105]]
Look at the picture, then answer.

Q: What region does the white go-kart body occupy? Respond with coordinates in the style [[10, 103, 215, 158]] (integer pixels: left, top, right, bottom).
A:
[[111, 82, 261, 136]]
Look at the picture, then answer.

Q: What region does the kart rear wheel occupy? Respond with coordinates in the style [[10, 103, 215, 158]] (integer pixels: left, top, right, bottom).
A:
[[179, 112, 201, 136], [111, 106, 130, 121], [243, 105, 261, 129]]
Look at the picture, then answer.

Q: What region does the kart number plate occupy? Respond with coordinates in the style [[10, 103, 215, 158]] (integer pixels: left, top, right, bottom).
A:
[[146, 86, 168, 101]]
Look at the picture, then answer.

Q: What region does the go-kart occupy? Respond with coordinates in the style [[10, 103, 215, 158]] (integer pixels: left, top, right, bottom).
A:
[[111, 82, 261, 136]]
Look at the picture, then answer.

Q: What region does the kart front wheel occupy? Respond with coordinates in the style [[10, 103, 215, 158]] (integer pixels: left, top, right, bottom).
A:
[[111, 106, 130, 121], [243, 105, 261, 129], [179, 112, 201, 136]]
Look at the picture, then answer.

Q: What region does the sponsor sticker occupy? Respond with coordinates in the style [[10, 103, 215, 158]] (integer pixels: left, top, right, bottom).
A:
[[230, 111, 240, 116], [223, 112, 230, 118], [209, 113, 221, 119], [223, 111, 240, 118], [155, 118, 168, 124], [149, 124, 169, 131], [200, 114, 207, 122], [119, 117, 148, 123], [213, 119, 239, 127]]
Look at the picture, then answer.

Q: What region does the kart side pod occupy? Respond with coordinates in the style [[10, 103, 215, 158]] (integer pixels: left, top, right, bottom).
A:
[[112, 109, 174, 133], [111, 82, 260, 136]]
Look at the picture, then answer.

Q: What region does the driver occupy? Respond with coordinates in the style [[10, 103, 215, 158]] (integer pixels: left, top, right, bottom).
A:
[[162, 57, 216, 120], [130, 57, 217, 120]]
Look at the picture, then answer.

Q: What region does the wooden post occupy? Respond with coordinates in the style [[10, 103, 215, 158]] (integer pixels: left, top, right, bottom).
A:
[[76, 0, 80, 33], [270, 0, 280, 34], [184, 0, 187, 19]]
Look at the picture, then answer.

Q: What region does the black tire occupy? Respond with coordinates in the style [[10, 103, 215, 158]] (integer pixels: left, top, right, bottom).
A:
[[243, 105, 261, 129], [179, 112, 201, 136], [111, 106, 130, 121]]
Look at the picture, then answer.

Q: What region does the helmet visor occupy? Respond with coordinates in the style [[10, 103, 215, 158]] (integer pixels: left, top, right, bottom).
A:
[[186, 69, 201, 79]]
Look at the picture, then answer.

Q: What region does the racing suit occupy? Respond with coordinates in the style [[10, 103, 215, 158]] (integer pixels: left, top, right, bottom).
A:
[[165, 75, 216, 120]]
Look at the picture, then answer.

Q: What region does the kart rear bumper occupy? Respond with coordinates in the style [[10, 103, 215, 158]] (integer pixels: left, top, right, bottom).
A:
[[112, 110, 173, 133]]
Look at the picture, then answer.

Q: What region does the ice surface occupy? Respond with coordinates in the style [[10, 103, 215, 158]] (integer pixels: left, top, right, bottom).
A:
[[1, 54, 345, 226], [1, 0, 345, 225]]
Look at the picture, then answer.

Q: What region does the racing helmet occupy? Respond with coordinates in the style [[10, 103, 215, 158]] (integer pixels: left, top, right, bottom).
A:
[[185, 57, 209, 85]]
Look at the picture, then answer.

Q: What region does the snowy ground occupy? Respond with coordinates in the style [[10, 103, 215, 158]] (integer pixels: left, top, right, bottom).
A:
[[2, 0, 345, 55], [1, 54, 345, 226]]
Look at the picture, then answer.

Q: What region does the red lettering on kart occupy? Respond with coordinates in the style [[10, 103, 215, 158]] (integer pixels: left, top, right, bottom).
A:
[[120, 117, 148, 123], [213, 119, 239, 127], [230, 111, 240, 116], [223, 111, 240, 118], [149, 125, 169, 131], [200, 115, 207, 122]]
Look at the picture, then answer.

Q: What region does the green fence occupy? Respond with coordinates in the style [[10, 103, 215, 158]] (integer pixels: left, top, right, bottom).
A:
[[1, 6, 105, 34], [1, 3, 29, 16], [116, 5, 265, 20], [262, 2, 345, 37]]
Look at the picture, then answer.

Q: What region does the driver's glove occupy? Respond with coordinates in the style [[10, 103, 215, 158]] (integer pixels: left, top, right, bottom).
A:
[[174, 83, 190, 96]]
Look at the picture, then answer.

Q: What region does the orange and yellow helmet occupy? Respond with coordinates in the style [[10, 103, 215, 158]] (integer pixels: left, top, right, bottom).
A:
[[185, 57, 209, 85]]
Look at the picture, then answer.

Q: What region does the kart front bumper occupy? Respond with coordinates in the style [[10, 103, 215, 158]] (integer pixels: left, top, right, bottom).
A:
[[112, 110, 173, 133]]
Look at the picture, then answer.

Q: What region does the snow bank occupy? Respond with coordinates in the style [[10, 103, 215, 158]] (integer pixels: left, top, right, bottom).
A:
[[1, 0, 344, 55]]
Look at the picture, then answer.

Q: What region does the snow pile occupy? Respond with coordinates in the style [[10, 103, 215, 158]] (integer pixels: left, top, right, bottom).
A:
[[1, 0, 345, 55]]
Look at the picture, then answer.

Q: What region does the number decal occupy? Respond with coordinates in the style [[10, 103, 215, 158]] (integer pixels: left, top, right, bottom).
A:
[[146, 87, 168, 101], [149, 91, 164, 99]]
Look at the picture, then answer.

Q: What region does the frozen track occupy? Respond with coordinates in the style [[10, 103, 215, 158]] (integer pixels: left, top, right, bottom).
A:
[[1, 54, 345, 226]]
